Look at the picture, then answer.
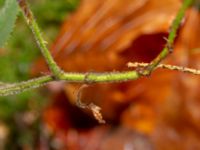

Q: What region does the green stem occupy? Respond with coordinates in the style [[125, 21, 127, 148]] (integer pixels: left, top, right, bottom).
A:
[[0, 71, 139, 96], [0, 75, 53, 96], [141, 0, 192, 75]]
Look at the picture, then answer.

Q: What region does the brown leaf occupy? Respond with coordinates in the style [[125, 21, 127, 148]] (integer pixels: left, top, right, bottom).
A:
[[32, 1, 200, 149]]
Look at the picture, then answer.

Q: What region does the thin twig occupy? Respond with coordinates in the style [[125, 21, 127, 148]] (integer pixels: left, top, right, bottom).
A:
[[128, 62, 200, 75]]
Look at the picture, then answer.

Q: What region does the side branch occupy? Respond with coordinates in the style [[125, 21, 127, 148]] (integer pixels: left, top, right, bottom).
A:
[[139, 0, 193, 75], [17, 0, 63, 78]]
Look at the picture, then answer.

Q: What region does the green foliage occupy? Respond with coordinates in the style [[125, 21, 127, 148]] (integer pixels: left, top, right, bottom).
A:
[[0, 0, 5, 7], [0, 0, 19, 47]]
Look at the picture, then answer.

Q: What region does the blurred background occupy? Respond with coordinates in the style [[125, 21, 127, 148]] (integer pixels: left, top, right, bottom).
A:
[[0, 0, 200, 149]]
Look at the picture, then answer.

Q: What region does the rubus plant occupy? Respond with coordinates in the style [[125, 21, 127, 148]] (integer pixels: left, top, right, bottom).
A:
[[0, 0, 198, 123]]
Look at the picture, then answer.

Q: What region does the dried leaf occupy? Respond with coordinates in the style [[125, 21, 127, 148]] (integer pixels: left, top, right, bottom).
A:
[[33, 0, 200, 149]]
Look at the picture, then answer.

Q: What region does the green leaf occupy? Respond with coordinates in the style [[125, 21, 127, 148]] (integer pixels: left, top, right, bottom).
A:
[[0, 0, 19, 47]]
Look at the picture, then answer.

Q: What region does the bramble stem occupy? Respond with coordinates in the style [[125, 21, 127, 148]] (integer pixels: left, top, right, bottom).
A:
[[0, 0, 193, 97]]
